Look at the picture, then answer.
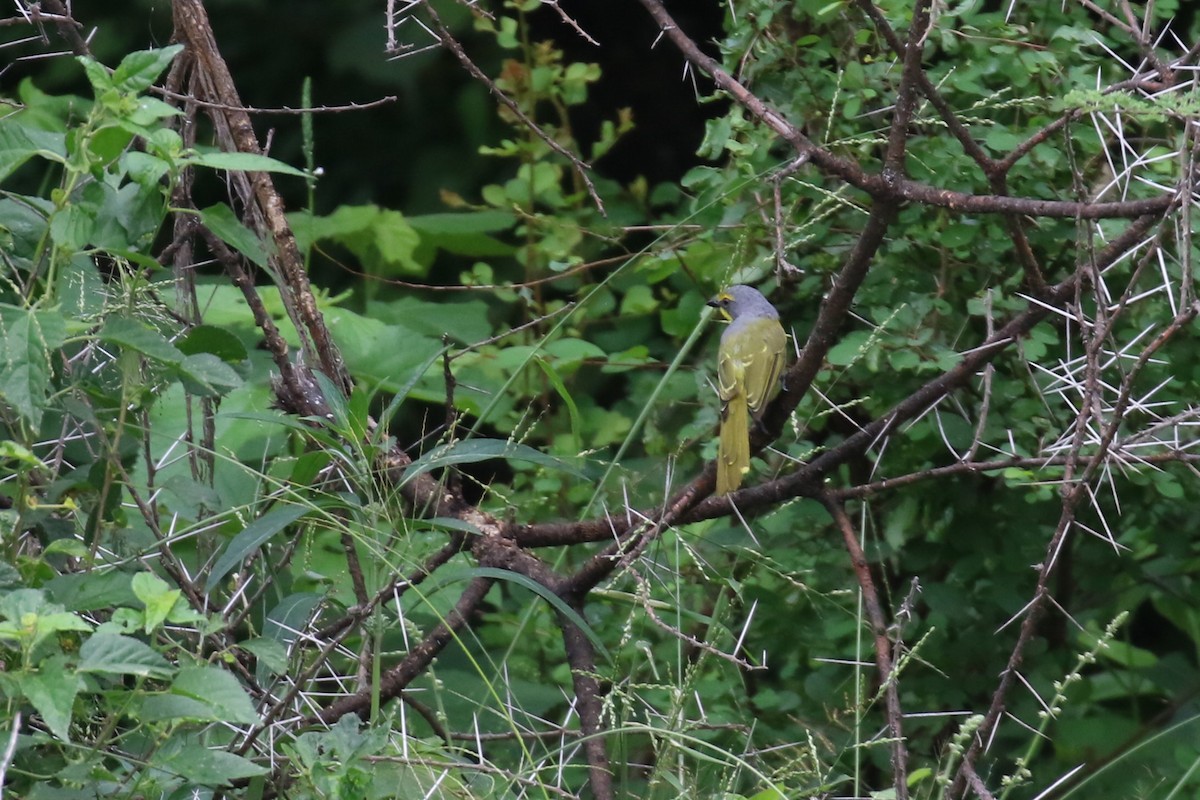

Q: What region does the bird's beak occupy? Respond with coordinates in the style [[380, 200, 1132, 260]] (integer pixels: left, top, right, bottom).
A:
[[706, 298, 721, 309]]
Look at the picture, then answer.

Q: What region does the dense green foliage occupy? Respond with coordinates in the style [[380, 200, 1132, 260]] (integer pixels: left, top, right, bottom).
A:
[[1, 0, 1199, 798]]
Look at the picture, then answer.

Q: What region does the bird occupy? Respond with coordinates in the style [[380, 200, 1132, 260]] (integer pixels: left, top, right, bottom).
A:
[[707, 285, 787, 495]]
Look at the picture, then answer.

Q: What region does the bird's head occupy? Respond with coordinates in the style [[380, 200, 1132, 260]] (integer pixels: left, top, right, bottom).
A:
[[706, 285, 779, 322]]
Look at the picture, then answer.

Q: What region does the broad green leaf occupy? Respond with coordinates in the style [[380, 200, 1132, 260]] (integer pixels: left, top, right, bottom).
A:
[[0, 589, 91, 651], [139, 694, 218, 722], [264, 592, 323, 649], [370, 296, 494, 344], [206, 504, 313, 593], [84, 179, 165, 249], [620, 284, 658, 316], [175, 352, 243, 397], [322, 306, 442, 387], [168, 665, 259, 724], [85, 124, 134, 165], [99, 315, 184, 365], [176, 324, 249, 364], [123, 150, 170, 186], [157, 743, 268, 786], [408, 210, 516, 259], [131, 572, 179, 634], [290, 204, 421, 274], [77, 56, 115, 95], [46, 569, 137, 612], [57, 254, 108, 318], [110, 45, 184, 93], [19, 656, 80, 741], [0, 306, 68, 427], [371, 208, 422, 273], [78, 633, 174, 678], [49, 204, 96, 251], [0, 113, 67, 181], [239, 637, 289, 676]]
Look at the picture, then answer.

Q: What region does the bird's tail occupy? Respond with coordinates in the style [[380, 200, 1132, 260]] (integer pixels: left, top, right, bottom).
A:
[[717, 394, 750, 495]]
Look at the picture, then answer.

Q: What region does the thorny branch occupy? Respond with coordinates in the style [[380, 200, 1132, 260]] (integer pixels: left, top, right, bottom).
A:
[[19, 0, 1193, 796]]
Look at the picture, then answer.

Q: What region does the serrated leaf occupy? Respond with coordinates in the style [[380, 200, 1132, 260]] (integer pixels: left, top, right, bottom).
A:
[[0, 306, 68, 427], [99, 315, 184, 365]]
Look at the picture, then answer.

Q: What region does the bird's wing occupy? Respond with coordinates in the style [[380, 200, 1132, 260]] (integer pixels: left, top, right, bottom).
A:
[[745, 321, 786, 412], [721, 320, 786, 412], [717, 343, 744, 403]]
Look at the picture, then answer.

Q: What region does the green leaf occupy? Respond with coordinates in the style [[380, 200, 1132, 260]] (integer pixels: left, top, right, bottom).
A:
[[407, 211, 516, 259], [371, 297, 494, 344], [19, 656, 80, 741], [264, 593, 323, 649], [110, 45, 184, 93], [533, 356, 582, 448], [49, 203, 96, 251], [176, 325, 249, 363], [78, 56, 115, 96], [206, 504, 313, 593], [185, 149, 307, 178], [99, 315, 184, 365], [131, 572, 180, 634], [199, 202, 271, 267], [403, 438, 587, 485], [0, 115, 67, 181], [175, 352, 244, 397], [157, 742, 268, 786], [78, 633, 174, 679], [239, 637, 289, 676], [469, 567, 610, 662], [620, 284, 658, 316], [0, 306, 68, 427], [290, 204, 422, 274], [46, 570, 137, 612], [169, 665, 259, 724], [323, 306, 442, 387]]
